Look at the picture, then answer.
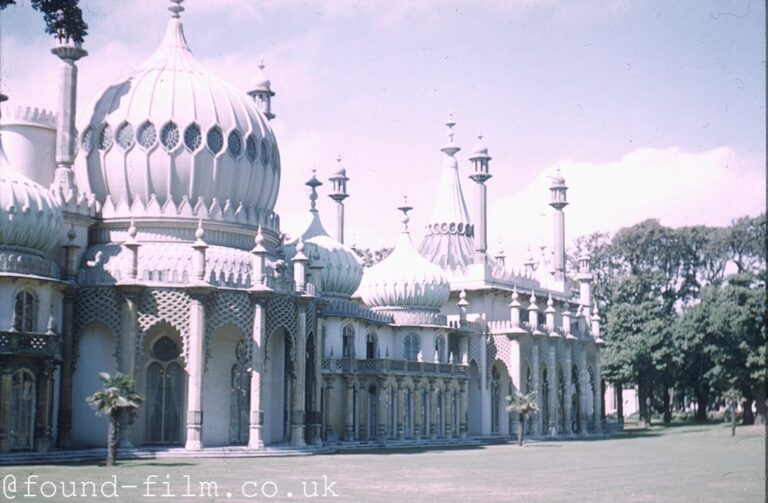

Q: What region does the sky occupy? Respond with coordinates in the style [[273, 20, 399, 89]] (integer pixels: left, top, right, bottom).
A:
[[0, 0, 764, 265]]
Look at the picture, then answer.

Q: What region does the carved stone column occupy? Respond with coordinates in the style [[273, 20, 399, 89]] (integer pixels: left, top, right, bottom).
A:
[[445, 386, 454, 439], [344, 376, 355, 441], [0, 368, 12, 452], [185, 289, 209, 450], [35, 363, 55, 452], [547, 344, 558, 436], [358, 381, 368, 440], [594, 353, 603, 433], [310, 324, 324, 446], [531, 338, 541, 435], [564, 347, 573, 435], [248, 300, 266, 449], [291, 306, 307, 447], [376, 377, 387, 442], [116, 287, 141, 448], [414, 383, 423, 441], [579, 346, 591, 433], [56, 288, 76, 448], [324, 376, 335, 441], [396, 378, 405, 440], [429, 379, 438, 440], [459, 379, 468, 439]]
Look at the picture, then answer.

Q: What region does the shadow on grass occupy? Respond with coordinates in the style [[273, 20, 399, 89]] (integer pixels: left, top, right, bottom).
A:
[[330, 444, 487, 456]]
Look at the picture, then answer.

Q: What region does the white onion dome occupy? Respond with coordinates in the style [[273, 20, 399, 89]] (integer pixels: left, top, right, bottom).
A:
[[250, 61, 273, 94], [75, 4, 279, 216], [289, 210, 363, 296], [0, 127, 63, 253], [359, 231, 450, 311]]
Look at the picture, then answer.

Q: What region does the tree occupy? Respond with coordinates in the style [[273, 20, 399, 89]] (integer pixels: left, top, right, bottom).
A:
[[86, 372, 143, 466], [351, 245, 393, 267], [506, 391, 539, 446], [0, 0, 88, 43]]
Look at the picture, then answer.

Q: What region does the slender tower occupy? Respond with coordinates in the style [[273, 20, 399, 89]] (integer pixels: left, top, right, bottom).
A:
[[328, 155, 350, 243], [549, 169, 568, 284], [50, 38, 87, 196], [468, 134, 492, 262], [247, 60, 275, 120]]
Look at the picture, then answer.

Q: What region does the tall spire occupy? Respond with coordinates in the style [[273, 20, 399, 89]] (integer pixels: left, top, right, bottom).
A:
[[418, 114, 475, 271], [248, 59, 276, 120], [168, 0, 185, 18], [468, 132, 492, 261], [305, 169, 322, 212], [549, 168, 569, 284], [398, 195, 413, 233], [328, 155, 350, 243]]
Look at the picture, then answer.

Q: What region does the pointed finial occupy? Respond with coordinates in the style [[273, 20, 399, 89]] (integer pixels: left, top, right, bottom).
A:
[[397, 195, 413, 232], [457, 289, 469, 307], [127, 216, 138, 239], [511, 287, 519, 302], [169, 0, 185, 18], [547, 293, 553, 308], [440, 113, 461, 157], [258, 58, 265, 72], [67, 224, 77, 242], [194, 218, 205, 241], [47, 311, 56, 334], [306, 168, 322, 211], [530, 290, 537, 304], [296, 236, 305, 254]]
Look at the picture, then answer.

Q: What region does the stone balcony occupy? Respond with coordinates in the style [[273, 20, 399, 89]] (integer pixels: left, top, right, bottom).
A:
[[321, 357, 468, 378], [0, 330, 62, 359]]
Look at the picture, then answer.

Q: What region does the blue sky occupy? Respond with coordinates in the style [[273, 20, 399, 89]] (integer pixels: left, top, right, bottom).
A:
[[1, 0, 764, 262]]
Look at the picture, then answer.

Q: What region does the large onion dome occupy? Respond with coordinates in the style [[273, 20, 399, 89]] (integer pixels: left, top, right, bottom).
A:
[[287, 173, 363, 296], [0, 99, 63, 253], [359, 205, 450, 311], [75, 1, 279, 216]]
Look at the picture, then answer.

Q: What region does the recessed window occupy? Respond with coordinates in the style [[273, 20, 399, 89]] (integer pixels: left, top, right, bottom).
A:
[[137, 121, 157, 149], [245, 135, 257, 162], [81, 127, 94, 153], [116, 122, 134, 150], [160, 122, 180, 151], [184, 124, 202, 151], [228, 131, 243, 158], [342, 325, 355, 358], [14, 291, 36, 332], [152, 336, 180, 362], [404, 333, 420, 361], [207, 127, 224, 154], [98, 123, 113, 150]]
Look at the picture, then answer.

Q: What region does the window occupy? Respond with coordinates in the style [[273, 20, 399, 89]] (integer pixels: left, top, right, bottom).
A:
[[14, 291, 36, 332], [404, 333, 420, 361], [366, 333, 378, 359], [435, 335, 445, 363], [342, 325, 355, 358]]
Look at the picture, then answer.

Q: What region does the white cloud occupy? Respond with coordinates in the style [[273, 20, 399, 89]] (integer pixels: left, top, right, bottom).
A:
[[487, 146, 765, 266]]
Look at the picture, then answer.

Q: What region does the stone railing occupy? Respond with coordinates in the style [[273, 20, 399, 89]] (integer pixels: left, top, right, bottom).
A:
[[321, 358, 468, 378], [0, 331, 62, 358]]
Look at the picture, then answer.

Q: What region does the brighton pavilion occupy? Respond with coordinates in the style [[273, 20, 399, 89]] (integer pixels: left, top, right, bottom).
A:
[[0, 0, 605, 454]]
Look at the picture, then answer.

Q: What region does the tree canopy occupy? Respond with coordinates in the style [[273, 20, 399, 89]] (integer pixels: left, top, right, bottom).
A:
[[0, 0, 88, 43]]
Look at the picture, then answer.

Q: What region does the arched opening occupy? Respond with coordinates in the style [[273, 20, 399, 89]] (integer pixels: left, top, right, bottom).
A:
[[230, 339, 251, 445], [145, 335, 184, 445], [557, 365, 566, 433], [404, 387, 413, 438], [305, 331, 316, 444], [263, 328, 292, 445], [342, 325, 355, 358], [71, 322, 117, 447], [523, 362, 533, 435], [491, 366, 501, 434], [366, 332, 377, 359], [435, 335, 446, 363], [14, 290, 37, 332], [367, 384, 377, 439], [468, 361, 482, 435], [437, 388, 445, 437], [541, 367, 549, 434], [404, 333, 420, 361], [10, 369, 36, 450]]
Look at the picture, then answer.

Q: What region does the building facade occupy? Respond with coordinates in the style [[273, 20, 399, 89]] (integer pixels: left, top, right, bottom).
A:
[[0, 0, 603, 453]]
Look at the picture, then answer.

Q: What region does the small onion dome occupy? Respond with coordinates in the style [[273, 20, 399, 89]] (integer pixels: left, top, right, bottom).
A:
[[250, 61, 273, 94], [288, 211, 363, 296], [469, 134, 490, 159], [0, 138, 63, 252], [358, 231, 450, 311], [551, 168, 566, 186]]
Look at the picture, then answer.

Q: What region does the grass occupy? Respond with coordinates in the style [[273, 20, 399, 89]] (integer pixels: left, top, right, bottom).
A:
[[1, 423, 764, 502]]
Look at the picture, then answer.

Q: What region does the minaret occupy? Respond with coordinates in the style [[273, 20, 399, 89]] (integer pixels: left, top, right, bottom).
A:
[[468, 133, 492, 262], [50, 34, 87, 197], [247, 60, 275, 120], [577, 249, 593, 310], [328, 155, 349, 243], [549, 169, 568, 284]]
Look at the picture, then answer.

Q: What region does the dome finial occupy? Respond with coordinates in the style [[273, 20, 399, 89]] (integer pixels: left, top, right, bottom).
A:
[[440, 113, 461, 157], [397, 195, 413, 232], [169, 0, 185, 19], [305, 168, 322, 212]]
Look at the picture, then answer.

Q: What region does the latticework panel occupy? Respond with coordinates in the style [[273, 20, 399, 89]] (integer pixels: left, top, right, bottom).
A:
[[137, 288, 191, 360], [73, 287, 122, 372], [205, 290, 254, 368], [265, 295, 297, 376]]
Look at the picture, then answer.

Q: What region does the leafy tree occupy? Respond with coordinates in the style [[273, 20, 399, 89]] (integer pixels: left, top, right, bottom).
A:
[[506, 391, 539, 446], [86, 372, 143, 466], [351, 245, 393, 268], [0, 0, 88, 43]]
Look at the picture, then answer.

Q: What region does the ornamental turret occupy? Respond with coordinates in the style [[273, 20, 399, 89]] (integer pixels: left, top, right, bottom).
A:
[[549, 169, 568, 284], [468, 133, 492, 262], [247, 60, 275, 120], [328, 155, 350, 244]]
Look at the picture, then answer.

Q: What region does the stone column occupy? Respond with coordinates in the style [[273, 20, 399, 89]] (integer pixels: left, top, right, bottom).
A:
[[0, 368, 12, 453], [185, 291, 207, 450], [291, 306, 307, 447], [248, 300, 266, 449], [580, 347, 592, 433], [564, 348, 573, 435], [593, 353, 603, 434], [429, 380, 438, 440], [414, 383, 423, 441], [376, 378, 387, 442], [396, 378, 405, 440], [358, 381, 368, 440], [344, 376, 355, 441], [531, 340, 541, 435], [547, 344, 558, 436], [56, 289, 76, 448], [117, 289, 140, 448], [309, 325, 323, 446], [445, 386, 454, 439], [35, 363, 55, 452], [324, 376, 335, 441], [459, 380, 468, 439]]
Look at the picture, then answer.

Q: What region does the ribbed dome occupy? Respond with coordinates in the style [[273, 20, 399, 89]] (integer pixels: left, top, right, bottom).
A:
[[359, 231, 450, 311], [290, 211, 363, 297], [0, 139, 63, 253], [75, 9, 279, 215]]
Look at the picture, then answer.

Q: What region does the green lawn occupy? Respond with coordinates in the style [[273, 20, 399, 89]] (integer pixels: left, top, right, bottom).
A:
[[1, 423, 764, 502]]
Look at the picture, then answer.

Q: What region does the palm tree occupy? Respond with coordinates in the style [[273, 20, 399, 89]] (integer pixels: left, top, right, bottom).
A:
[[506, 391, 540, 446], [86, 372, 143, 466]]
